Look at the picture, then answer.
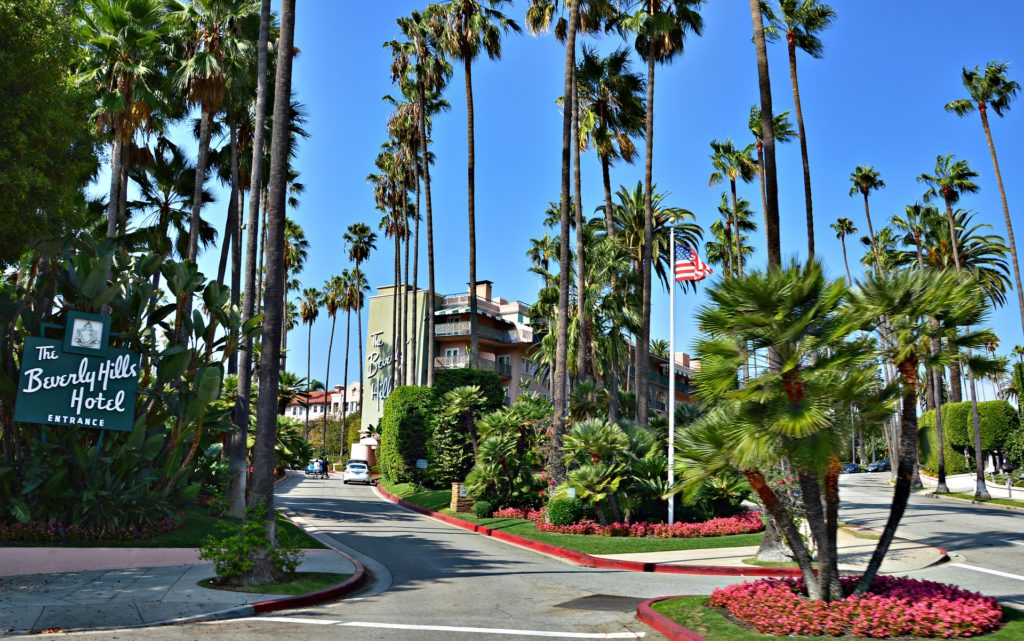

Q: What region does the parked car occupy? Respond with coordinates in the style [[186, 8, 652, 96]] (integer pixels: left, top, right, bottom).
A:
[[866, 460, 891, 473], [343, 462, 374, 485], [305, 460, 316, 475], [841, 463, 864, 474]]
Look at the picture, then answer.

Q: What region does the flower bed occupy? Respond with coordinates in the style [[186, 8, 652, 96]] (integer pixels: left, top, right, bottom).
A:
[[489, 507, 764, 539], [709, 576, 1004, 638], [0, 512, 186, 544]]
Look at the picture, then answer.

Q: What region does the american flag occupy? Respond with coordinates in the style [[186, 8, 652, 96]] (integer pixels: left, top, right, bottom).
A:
[[674, 245, 712, 282]]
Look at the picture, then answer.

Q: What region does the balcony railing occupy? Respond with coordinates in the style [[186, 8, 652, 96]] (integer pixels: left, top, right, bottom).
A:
[[435, 321, 518, 344], [434, 355, 512, 377]]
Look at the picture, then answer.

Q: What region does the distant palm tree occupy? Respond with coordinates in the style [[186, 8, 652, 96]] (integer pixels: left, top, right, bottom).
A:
[[299, 287, 321, 438], [748, 106, 795, 235], [705, 194, 755, 280], [344, 223, 377, 394], [946, 61, 1023, 335], [768, 0, 837, 258], [848, 165, 886, 272], [339, 268, 356, 458], [748, 0, 781, 267], [280, 218, 309, 372], [321, 275, 344, 449], [708, 139, 758, 276], [830, 217, 857, 282], [650, 338, 669, 358]]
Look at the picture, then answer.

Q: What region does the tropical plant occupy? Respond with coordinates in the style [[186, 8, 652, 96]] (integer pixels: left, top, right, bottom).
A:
[[830, 217, 857, 282], [848, 165, 886, 271], [748, 0, 781, 267], [708, 139, 758, 276], [748, 105, 794, 235], [298, 287, 320, 438]]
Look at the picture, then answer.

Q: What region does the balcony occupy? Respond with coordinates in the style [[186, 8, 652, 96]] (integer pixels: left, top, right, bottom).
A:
[[650, 400, 667, 413], [435, 321, 519, 344], [434, 355, 512, 378]]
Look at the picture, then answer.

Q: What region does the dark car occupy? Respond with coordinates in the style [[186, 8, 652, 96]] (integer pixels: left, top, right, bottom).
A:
[[841, 463, 863, 474], [866, 460, 891, 473]]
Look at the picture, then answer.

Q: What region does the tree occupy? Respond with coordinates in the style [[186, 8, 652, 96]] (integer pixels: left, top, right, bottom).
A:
[[299, 287, 321, 438], [432, 0, 521, 371], [620, 0, 704, 427], [246, 0, 295, 584], [768, 0, 837, 259], [748, 0, 780, 267], [748, 105, 794, 238], [344, 222, 377, 394], [848, 165, 886, 272], [649, 338, 669, 357], [830, 217, 857, 282], [320, 275, 344, 447], [281, 218, 309, 372], [708, 139, 758, 276], [945, 61, 1023, 336], [0, 0, 98, 265]]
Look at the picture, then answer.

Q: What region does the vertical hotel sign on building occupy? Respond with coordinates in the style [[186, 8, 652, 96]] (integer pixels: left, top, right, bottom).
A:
[[14, 311, 141, 431]]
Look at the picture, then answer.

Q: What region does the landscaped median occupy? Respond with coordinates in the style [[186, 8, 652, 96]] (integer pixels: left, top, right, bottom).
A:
[[376, 481, 798, 576]]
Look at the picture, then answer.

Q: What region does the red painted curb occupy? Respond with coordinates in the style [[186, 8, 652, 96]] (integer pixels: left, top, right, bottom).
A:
[[375, 485, 800, 578], [635, 596, 710, 641]]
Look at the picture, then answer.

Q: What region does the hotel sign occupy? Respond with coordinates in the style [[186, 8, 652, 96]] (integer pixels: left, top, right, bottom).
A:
[[14, 312, 141, 432]]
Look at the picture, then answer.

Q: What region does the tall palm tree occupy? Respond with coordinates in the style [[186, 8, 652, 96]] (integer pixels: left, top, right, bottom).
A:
[[946, 61, 1023, 335], [344, 222, 377, 395], [748, 106, 794, 237], [78, 0, 168, 238], [919, 154, 990, 499], [320, 275, 344, 447], [338, 268, 356, 458], [748, 0, 780, 267], [708, 139, 758, 276], [431, 0, 521, 371], [891, 203, 939, 268], [848, 165, 886, 272], [704, 193, 755, 280], [281, 218, 309, 372], [621, 0, 704, 427], [247, 0, 295, 584], [299, 287, 320, 439], [768, 0, 836, 259], [830, 217, 857, 282]]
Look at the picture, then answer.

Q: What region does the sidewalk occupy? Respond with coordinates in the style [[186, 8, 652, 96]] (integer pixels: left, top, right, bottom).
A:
[[920, 472, 1024, 502], [588, 528, 945, 575]]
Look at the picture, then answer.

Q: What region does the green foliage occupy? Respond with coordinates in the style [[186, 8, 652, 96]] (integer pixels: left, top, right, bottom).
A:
[[939, 400, 1019, 452], [1006, 425, 1024, 467], [427, 414, 474, 486], [199, 502, 303, 585], [918, 410, 971, 475], [0, 0, 98, 267], [432, 368, 504, 414], [546, 496, 586, 526], [344, 414, 362, 460], [378, 386, 434, 483], [473, 500, 493, 519]]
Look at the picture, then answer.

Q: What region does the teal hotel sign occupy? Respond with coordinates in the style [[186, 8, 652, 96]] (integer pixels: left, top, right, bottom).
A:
[[14, 311, 141, 432]]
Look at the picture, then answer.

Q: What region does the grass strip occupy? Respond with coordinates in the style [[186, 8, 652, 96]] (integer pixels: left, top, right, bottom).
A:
[[650, 595, 1024, 641], [945, 492, 1024, 509], [198, 571, 350, 595]]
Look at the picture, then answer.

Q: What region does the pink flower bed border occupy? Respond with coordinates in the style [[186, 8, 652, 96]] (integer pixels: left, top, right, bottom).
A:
[[489, 507, 764, 539], [709, 576, 1004, 638]]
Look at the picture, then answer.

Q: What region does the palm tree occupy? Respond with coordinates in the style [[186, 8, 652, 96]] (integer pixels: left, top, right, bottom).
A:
[[247, 0, 295, 584], [748, 106, 795, 236], [748, 0, 780, 267], [338, 268, 356, 458], [848, 165, 886, 272], [281, 218, 309, 372], [891, 203, 938, 268], [299, 287, 320, 439], [946, 61, 1023, 335], [78, 0, 168, 238], [320, 275, 344, 447], [344, 222, 377, 395], [830, 217, 857, 282], [431, 0, 521, 371], [649, 338, 669, 357], [708, 139, 758, 276], [768, 0, 837, 259], [620, 0, 704, 427]]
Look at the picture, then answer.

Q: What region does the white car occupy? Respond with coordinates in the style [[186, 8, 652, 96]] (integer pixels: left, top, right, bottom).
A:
[[342, 462, 374, 485]]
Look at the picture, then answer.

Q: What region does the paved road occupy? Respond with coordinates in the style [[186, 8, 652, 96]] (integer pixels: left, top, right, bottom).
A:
[[20, 475, 746, 641], [840, 473, 1024, 607]]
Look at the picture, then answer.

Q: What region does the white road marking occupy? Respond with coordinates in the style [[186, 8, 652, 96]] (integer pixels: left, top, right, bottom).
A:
[[243, 616, 341, 625], [337, 622, 645, 638], [1005, 540, 1024, 546], [951, 563, 1024, 582]]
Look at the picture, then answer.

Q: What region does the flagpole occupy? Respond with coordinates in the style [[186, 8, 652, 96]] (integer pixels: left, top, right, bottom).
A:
[[668, 225, 676, 526]]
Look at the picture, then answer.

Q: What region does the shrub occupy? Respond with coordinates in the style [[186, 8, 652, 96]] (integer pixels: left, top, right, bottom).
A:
[[427, 414, 474, 487], [473, 500, 493, 519], [919, 410, 971, 475], [709, 576, 1003, 638], [546, 497, 586, 526], [378, 386, 434, 483], [938, 400, 1018, 452], [433, 368, 504, 414], [199, 503, 303, 585], [485, 508, 764, 539]]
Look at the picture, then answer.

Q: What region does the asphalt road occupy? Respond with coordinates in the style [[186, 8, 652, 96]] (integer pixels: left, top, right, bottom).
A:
[[839, 473, 1024, 607]]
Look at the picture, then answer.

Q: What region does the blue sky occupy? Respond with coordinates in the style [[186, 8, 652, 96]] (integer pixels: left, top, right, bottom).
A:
[[191, 0, 1024, 389]]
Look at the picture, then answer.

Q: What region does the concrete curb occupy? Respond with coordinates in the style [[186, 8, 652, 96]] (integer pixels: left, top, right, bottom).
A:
[[921, 490, 1024, 513], [374, 484, 800, 578], [635, 596, 710, 641]]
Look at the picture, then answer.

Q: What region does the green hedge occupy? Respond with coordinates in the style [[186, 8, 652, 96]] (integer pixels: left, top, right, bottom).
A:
[[433, 368, 504, 414], [919, 409, 971, 475], [938, 400, 1018, 451], [379, 386, 435, 483]]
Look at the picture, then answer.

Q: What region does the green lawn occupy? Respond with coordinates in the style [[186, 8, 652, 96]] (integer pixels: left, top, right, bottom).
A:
[[381, 481, 763, 555], [946, 492, 1024, 509], [651, 595, 1024, 641], [198, 571, 349, 595]]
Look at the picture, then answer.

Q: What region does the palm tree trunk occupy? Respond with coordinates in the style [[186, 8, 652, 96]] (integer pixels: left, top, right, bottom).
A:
[[420, 84, 436, 387], [856, 360, 920, 594], [979, 108, 1024, 335], [786, 38, 814, 259], [550, 0, 579, 486], [411, 163, 421, 386], [403, 208, 411, 385], [745, 470, 819, 595], [749, 0, 780, 268], [464, 56, 479, 370], [117, 157, 129, 236], [392, 232, 399, 389], [573, 72, 591, 384], [217, 125, 239, 288], [840, 236, 851, 282], [247, 0, 295, 585], [304, 322, 312, 439], [729, 179, 742, 276], [187, 107, 213, 263], [636, 28, 655, 428], [755, 142, 770, 240], [948, 354, 963, 402], [230, 0, 271, 521], [930, 333, 949, 493], [107, 134, 123, 238], [280, 280, 289, 373], [341, 308, 351, 459], [230, 187, 244, 376], [323, 314, 336, 450], [257, 197, 268, 312], [356, 264, 365, 398], [862, 192, 882, 272], [601, 153, 620, 422]]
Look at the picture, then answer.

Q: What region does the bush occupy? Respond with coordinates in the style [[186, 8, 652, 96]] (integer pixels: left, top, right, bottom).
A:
[[473, 500, 493, 519], [378, 386, 435, 483], [485, 508, 764, 538], [546, 497, 586, 526], [710, 576, 1003, 638], [433, 368, 504, 414], [427, 414, 474, 487], [939, 400, 1018, 451], [198, 503, 303, 585], [919, 410, 971, 475]]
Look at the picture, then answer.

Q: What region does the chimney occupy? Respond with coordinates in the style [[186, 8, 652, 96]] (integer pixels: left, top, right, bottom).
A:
[[473, 279, 493, 301]]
